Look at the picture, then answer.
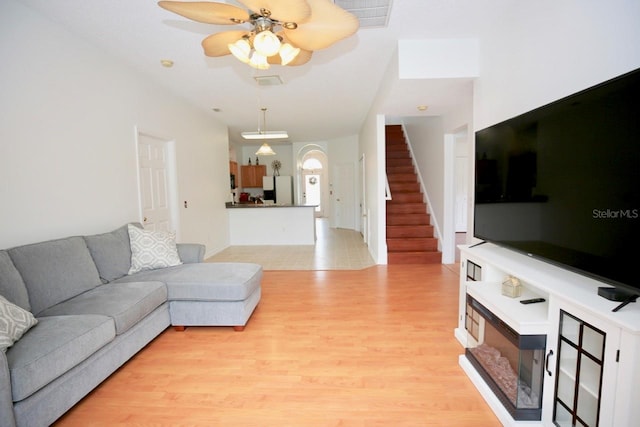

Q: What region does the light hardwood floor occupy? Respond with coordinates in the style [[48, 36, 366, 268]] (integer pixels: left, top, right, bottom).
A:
[[55, 264, 500, 426]]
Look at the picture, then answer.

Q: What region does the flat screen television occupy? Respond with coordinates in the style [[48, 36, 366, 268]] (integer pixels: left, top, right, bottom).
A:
[[474, 67, 640, 298]]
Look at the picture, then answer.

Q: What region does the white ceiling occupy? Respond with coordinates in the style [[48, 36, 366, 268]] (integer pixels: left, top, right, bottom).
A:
[[18, 0, 496, 143]]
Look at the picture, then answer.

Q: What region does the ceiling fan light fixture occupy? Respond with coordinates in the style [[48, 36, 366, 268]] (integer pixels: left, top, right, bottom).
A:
[[279, 43, 300, 66], [248, 51, 270, 70], [159, 1, 359, 68], [228, 38, 251, 63], [255, 143, 277, 156], [253, 30, 281, 57]]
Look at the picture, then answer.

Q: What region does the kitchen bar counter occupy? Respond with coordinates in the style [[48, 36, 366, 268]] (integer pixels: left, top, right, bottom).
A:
[[225, 202, 313, 208], [226, 203, 316, 245]]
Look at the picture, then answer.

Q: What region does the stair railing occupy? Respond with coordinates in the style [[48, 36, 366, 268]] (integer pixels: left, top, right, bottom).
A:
[[385, 173, 392, 200]]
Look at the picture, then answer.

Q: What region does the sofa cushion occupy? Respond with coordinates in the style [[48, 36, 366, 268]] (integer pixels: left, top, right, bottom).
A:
[[84, 224, 134, 283], [6, 314, 115, 402], [127, 225, 182, 275], [176, 243, 206, 264], [0, 295, 38, 352], [38, 281, 167, 335], [0, 250, 30, 311], [115, 263, 262, 302], [8, 237, 102, 316]]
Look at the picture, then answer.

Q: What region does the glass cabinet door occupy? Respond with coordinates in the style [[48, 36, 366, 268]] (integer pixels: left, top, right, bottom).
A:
[[553, 310, 605, 426]]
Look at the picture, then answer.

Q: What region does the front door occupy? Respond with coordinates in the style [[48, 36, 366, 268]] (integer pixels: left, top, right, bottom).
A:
[[303, 171, 323, 216]]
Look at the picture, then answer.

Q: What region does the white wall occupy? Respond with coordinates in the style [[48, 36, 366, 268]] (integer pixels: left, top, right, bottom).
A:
[[403, 117, 445, 237], [358, 113, 387, 264], [469, 0, 640, 245], [474, 0, 640, 131], [0, 0, 230, 255]]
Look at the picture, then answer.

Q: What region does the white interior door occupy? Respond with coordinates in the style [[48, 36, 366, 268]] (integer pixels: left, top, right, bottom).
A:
[[454, 133, 469, 233], [455, 155, 468, 232], [137, 132, 175, 232], [334, 162, 355, 229], [360, 154, 367, 242]]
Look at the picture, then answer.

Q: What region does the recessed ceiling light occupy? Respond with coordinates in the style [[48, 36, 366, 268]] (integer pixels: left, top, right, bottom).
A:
[[160, 59, 174, 68], [417, 105, 428, 111]]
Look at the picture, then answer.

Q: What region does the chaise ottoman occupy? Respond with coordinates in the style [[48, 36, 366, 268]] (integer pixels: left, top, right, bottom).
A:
[[114, 262, 262, 331]]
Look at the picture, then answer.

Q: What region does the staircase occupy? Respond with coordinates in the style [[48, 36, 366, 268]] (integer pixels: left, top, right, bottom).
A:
[[385, 125, 441, 264]]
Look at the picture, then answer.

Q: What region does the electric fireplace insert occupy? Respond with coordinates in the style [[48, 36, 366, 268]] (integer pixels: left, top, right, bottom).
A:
[[465, 294, 546, 421]]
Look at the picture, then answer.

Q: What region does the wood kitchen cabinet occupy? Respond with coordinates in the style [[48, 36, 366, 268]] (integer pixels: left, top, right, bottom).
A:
[[240, 165, 266, 188], [229, 161, 238, 177], [229, 161, 238, 189]]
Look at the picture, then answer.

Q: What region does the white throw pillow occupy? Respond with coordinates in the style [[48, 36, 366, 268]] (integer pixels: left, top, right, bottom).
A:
[[127, 224, 182, 274], [0, 295, 38, 352]]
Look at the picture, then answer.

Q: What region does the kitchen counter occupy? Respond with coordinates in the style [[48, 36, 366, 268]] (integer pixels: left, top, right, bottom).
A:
[[225, 202, 313, 208], [226, 203, 316, 245]]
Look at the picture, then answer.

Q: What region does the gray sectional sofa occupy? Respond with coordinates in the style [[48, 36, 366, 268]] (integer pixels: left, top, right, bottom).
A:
[[0, 223, 262, 427]]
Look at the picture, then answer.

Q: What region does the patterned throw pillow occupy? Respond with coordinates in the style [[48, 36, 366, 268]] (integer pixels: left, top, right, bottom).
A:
[[127, 224, 182, 275], [0, 294, 38, 352]]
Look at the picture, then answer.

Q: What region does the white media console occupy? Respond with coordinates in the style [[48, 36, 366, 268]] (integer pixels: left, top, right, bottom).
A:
[[454, 243, 640, 426]]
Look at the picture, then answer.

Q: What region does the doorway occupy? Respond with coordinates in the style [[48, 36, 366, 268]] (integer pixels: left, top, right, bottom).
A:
[[359, 154, 368, 243], [444, 126, 470, 263], [300, 151, 328, 218], [135, 130, 179, 233]]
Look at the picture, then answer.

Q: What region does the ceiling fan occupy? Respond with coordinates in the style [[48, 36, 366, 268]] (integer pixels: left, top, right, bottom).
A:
[[158, 0, 359, 70]]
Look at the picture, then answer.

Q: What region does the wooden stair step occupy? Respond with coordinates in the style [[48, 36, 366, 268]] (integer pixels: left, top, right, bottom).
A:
[[386, 203, 427, 214], [387, 238, 438, 251], [386, 158, 413, 167], [386, 214, 430, 226], [386, 151, 411, 159], [386, 166, 414, 175], [389, 193, 423, 203], [386, 139, 407, 148], [389, 182, 421, 193], [386, 142, 408, 149], [385, 132, 404, 139], [387, 225, 434, 238], [388, 174, 417, 183], [387, 251, 442, 264], [385, 125, 403, 135]]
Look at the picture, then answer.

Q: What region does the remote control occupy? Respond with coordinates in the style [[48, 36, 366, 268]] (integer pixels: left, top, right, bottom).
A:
[[520, 298, 546, 304]]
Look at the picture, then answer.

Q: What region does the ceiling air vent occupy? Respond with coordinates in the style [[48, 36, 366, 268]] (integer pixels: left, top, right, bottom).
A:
[[334, 0, 393, 28], [254, 75, 283, 86]]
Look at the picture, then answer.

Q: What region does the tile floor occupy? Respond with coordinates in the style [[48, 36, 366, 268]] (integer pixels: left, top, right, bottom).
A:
[[206, 218, 375, 270]]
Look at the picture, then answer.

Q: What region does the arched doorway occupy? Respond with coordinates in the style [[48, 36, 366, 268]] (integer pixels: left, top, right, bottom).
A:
[[300, 149, 328, 218]]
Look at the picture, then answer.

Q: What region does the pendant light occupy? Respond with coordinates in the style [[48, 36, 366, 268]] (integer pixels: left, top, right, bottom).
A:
[[241, 108, 287, 155]]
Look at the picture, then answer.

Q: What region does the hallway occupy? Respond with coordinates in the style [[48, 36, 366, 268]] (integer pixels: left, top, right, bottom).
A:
[[207, 218, 375, 270]]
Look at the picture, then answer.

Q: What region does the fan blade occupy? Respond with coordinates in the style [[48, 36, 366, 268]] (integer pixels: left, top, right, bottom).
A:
[[285, 49, 312, 66], [267, 48, 313, 66], [202, 30, 250, 56], [158, 1, 250, 25], [238, 0, 311, 23], [283, 0, 359, 51]]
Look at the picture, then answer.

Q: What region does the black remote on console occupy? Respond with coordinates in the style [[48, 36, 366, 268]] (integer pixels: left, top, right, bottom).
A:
[[520, 298, 546, 304]]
